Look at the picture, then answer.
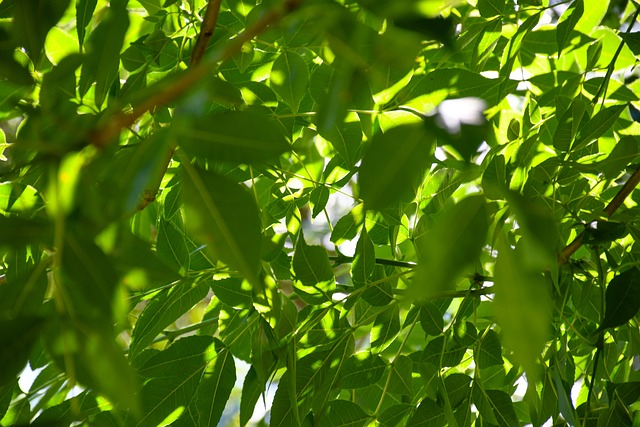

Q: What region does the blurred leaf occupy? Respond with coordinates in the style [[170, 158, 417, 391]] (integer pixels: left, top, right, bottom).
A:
[[12, 0, 70, 64], [351, 228, 375, 286], [482, 154, 507, 200], [0, 316, 43, 384], [359, 123, 435, 210], [176, 110, 290, 165], [78, 2, 129, 107], [0, 217, 51, 247], [181, 167, 263, 287], [413, 195, 488, 298], [598, 268, 640, 331], [494, 237, 552, 380]]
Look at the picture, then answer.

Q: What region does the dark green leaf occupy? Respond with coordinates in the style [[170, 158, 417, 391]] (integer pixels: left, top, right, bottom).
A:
[[195, 341, 235, 427], [582, 220, 627, 245], [181, 167, 263, 287], [419, 303, 444, 336], [76, 0, 97, 49], [310, 185, 330, 219], [339, 353, 386, 389], [129, 282, 208, 356], [573, 104, 627, 151], [371, 305, 400, 352], [0, 316, 43, 384], [598, 268, 640, 331], [176, 111, 290, 164], [240, 367, 263, 426], [359, 124, 435, 210], [620, 31, 640, 56], [475, 329, 503, 368], [320, 120, 363, 167], [408, 398, 446, 426], [556, 0, 584, 55], [136, 336, 214, 427], [12, 0, 71, 64], [477, 0, 506, 18], [317, 400, 370, 427], [210, 277, 252, 308], [78, 2, 129, 107], [378, 404, 413, 427], [387, 355, 413, 395], [293, 234, 334, 286]]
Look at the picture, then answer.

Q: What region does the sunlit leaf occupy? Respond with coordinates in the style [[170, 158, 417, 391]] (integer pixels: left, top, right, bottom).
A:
[[270, 50, 309, 113]]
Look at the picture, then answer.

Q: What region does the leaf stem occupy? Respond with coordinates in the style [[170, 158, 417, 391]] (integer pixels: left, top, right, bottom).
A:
[[189, 0, 222, 66]]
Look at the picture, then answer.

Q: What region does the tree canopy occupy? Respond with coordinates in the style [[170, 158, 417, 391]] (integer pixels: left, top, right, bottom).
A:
[[2, 0, 640, 426]]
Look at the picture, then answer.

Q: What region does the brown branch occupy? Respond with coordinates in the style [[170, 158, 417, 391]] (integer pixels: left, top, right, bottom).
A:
[[89, 0, 301, 148], [190, 0, 223, 66], [559, 165, 640, 265]]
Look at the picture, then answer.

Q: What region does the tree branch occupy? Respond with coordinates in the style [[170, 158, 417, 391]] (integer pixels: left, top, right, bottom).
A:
[[89, 0, 301, 148], [190, 0, 222, 66], [559, 164, 640, 264]]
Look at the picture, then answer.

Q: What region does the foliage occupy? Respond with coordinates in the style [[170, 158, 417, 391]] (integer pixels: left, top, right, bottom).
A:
[[2, 0, 640, 426]]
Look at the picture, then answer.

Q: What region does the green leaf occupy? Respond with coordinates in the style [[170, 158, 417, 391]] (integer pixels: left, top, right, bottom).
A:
[[598, 268, 640, 331], [209, 277, 252, 309], [485, 389, 519, 427], [482, 154, 507, 200], [129, 282, 208, 356], [240, 367, 263, 426], [599, 135, 638, 180], [176, 110, 290, 164], [387, 355, 413, 395], [317, 400, 370, 427], [443, 373, 472, 409], [320, 120, 363, 167], [556, 0, 584, 55], [292, 233, 335, 286], [0, 217, 51, 247], [78, 3, 129, 107], [620, 31, 640, 56], [0, 316, 43, 384], [76, 0, 97, 49], [195, 341, 236, 427], [181, 166, 263, 287], [475, 329, 503, 368], [339, 353, 386, 389], [351, 228, 375, 286], [378, 404, 413, 427], [136, 336, 214, 427], [12, 0, 71, 64], [419, 303, 444, 336], [310, 185, 330, 219], [573, 104, 627, 151], [371, 305, 400, 352], [412, 195, 488, 298], [270, 50, 309, 112], [331, 204, 364, 245], [359, 123, 435, 210], [494, 237, 552, 380], [477, 0, 506, 18], [408, 398, 446, 426], [582, 220, 627, 246]]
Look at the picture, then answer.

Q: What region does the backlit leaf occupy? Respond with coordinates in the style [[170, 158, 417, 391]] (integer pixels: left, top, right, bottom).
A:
[[270, 50, 309, 112]]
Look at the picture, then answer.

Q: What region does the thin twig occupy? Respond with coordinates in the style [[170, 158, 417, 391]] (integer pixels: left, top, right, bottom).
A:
[[559, 165, 640, 264]]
